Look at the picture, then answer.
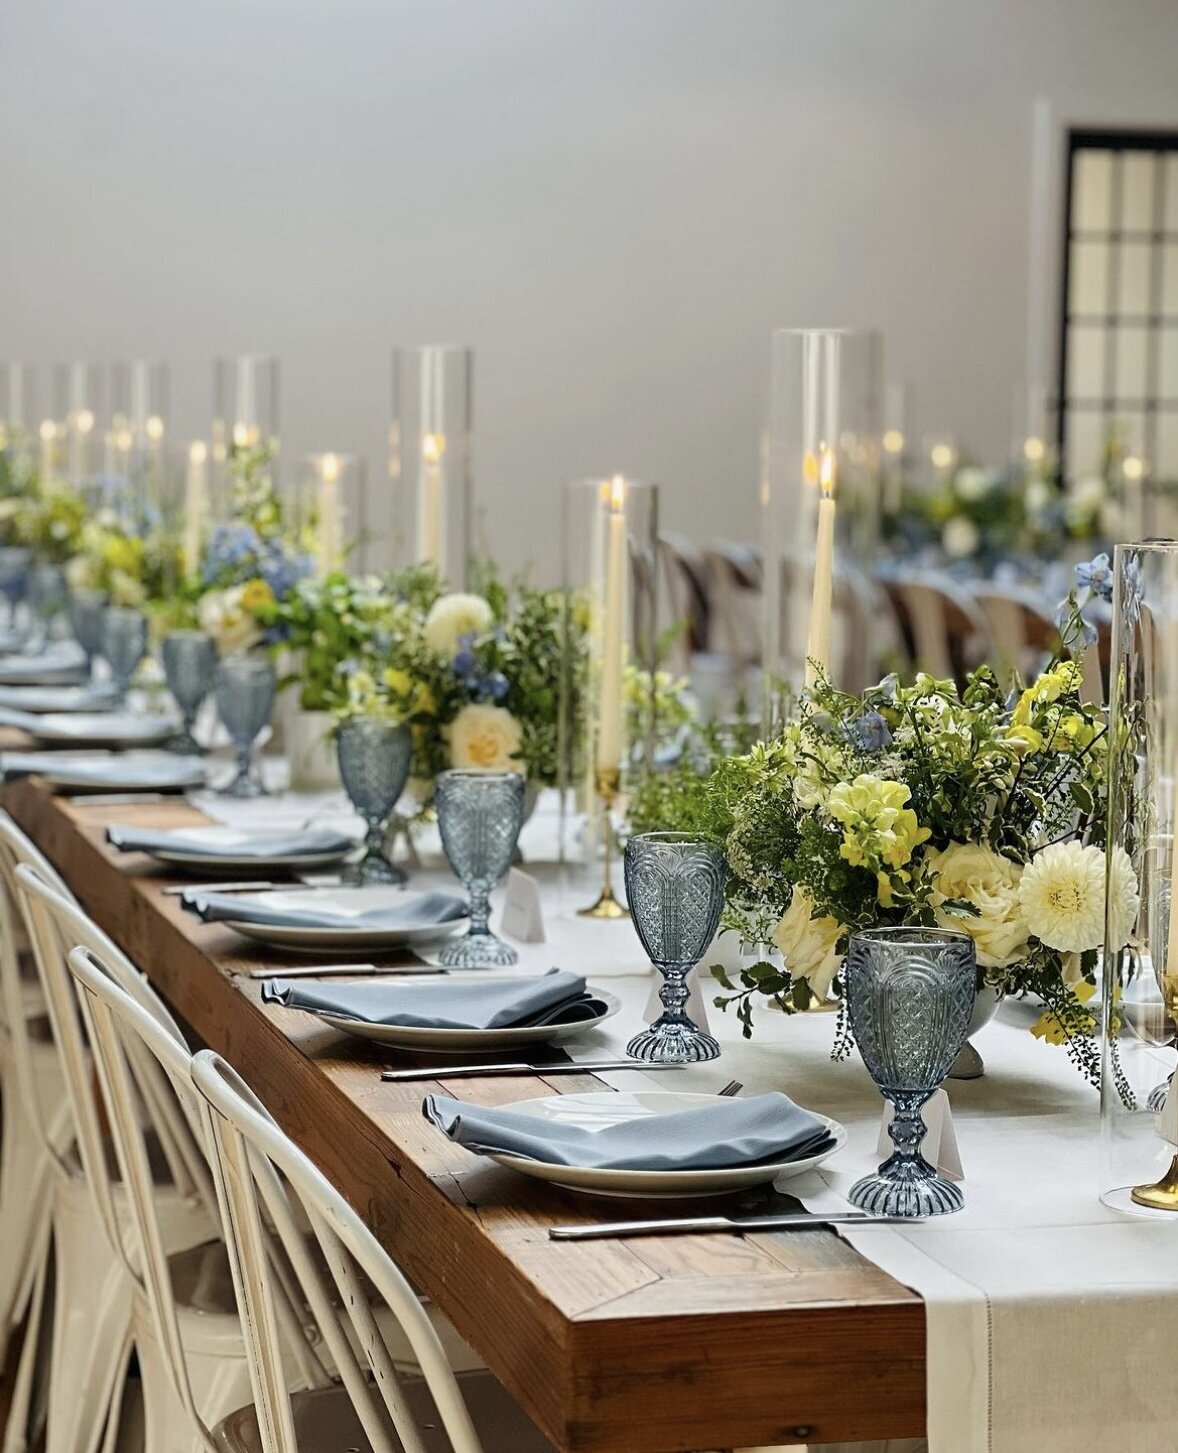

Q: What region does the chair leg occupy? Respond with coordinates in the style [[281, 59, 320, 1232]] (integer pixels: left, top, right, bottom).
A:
[[1, 1242, 49, 1453], [135, 1328, 213, 1453], [0, 1084, 58, 1371], [44, 1190, 133, 1453]]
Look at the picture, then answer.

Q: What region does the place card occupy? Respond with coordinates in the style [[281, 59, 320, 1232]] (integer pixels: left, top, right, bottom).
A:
[[877, 1087, 963, 1181], [643, 965, 711, 1033], [1158, 1074, 1178, 1148], [500, 868, 546, 943]]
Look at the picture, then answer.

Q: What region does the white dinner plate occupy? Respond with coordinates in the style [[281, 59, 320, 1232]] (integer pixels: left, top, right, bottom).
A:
[[135, 825, 358, 874], [482, 1090, 846, 1199], [311, 985, 621, 1051], [24, 711, 177, 748], [220, 886, 468, 956], [0, 650, 88, 686], [0, 750, 207, 792], [0, 685, 119, 714]]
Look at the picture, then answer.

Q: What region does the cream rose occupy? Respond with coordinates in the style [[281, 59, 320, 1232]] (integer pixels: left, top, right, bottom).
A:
[[772, 887, 842, 1001], [927, 841, 1029, 969], [448, 703, 524, 773], [198, 585, 264, 657], [423, 593, 494, 657]]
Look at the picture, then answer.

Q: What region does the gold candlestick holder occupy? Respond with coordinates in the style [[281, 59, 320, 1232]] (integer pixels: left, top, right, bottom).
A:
[[578, 766, 629, 920], [1132, 1153, 1178, 1211]]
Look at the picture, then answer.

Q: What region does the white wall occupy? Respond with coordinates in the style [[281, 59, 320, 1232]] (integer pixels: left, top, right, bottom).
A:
[[3, 0, 1178, 577]]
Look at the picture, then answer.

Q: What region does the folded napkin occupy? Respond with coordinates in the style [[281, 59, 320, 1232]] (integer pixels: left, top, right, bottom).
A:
[[107, 826, 357, 859], [0, 685, 117, 713], [0, 751, 205, 787], [423, 1090, 835, 1171], [262, 968, 606, 1029], [183, 888, 467, 932]]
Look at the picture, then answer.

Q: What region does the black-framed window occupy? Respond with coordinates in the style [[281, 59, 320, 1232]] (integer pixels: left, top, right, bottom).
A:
[[1058, 127, 1178, 485]]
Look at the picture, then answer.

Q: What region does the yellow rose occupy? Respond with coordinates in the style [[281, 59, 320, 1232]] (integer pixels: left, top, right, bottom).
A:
[[448, 703, 524, 773], [772, 887, 842, 1001], [927, 841, 1029, 969], [240, 578, 275, 614]]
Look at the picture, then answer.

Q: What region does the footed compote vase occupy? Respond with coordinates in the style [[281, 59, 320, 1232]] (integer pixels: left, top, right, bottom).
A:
[[435, 768, 525, 967], [845, 926, 976, 1217], [624, 832, 727, 1064]]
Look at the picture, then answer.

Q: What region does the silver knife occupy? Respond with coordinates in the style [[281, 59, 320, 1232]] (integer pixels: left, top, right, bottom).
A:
[[381, 1059, 685, 1082], [161, 881, 309, 896], [548, 1211, 915, 1240], [251, 963, 440, 980]]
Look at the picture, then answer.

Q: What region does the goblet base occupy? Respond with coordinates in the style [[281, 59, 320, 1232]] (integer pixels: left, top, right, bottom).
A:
[[626, 1020, 720, 1064], [166, 730, 202, 756], [219, 772, 265, 799], [343, 853, 406, 888], [438, 929, 519, 969], [849, 1162, 963, 1218]]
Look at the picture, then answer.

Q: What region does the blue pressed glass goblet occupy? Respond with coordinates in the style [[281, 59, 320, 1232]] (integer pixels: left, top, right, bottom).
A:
[[28, 564, 68, 652], [845, 926, 976, 1218], [0, 547, 30, 632], [336, 717, 412, 886], [435, 769, 525, 967], [213, 654, 275, 798], [624, 832, 727, 1063], [162, 630, 217, 754], [69, 588, 108, 677], [100, 606, 148, 703]]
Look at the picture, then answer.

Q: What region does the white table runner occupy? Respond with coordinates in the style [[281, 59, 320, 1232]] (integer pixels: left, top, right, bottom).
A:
[[199, 786, 1178, 1452]]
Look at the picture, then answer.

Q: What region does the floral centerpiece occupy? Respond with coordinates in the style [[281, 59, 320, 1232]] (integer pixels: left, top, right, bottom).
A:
[[65, 509, 181, 609], [702, 564, 1135, 1083]]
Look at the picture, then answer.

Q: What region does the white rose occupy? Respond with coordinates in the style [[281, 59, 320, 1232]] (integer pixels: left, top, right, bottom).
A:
[[423, 593, 494, 657], [198, 586, 263, 657], [927, 841, 1029, 969], [955, 468, 999, 502], [65, 554, 94, 591], [942, 516, 980, 559], [772, 887, 842, 1001], [448, 703, 524, 773]]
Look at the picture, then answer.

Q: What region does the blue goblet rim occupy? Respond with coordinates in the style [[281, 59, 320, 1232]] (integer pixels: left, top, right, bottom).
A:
[[436, 768, 524, 786], [850, 926, 973, 951], [628, 831, 720, 848], [337, 715, 409, 736], [165, 628, 214, 645], [215, 654, 275, 681]]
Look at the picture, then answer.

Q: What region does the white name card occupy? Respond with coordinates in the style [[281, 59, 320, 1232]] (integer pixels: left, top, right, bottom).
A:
[[500, 868, 546, 943], [876, 1087, 964, 1182], [643, 965, 711, 1033]]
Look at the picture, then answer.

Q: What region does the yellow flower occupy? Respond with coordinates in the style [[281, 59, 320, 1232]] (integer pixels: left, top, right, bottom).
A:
[[1050, 712, 1096, 754], [240, 578, 275, 614], [1030, 981, 1096, 1044], [772, 887, 842, 1001], [1006, 723, 1043, 754], [448, 703, 524, 772], [828, 775, 930, 872], [382, 667, 412, 697], [926, 842, 1029, 969]]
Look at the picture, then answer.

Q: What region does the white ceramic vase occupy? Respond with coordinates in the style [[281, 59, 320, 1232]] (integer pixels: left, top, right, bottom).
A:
[[285, 708, 339, 791]]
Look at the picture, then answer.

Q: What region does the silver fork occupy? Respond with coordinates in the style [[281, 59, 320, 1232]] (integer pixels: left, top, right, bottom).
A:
[[718, 1079, 743, 1097]]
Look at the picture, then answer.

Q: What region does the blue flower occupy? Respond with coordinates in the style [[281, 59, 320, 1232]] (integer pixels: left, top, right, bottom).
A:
[[453, 648, 478, 678], [484, 671, 509, 703], [1075, 554, 1113, 602], [854, 711, 892, 752], [1054, 600, 1097, 649]]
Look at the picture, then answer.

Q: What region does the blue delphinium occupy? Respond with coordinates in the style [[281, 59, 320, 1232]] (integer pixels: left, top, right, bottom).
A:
[[1054, 598, 1097, 650], [854, 710, 892, 752], [1075, 553, 1113, 603]]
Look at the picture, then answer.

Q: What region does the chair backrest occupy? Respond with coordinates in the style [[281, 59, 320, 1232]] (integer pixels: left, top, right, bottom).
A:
[[882, 571, 989, 686], [657, 532, 710, 670], [703, 542, 762, 666], [65, 947, 327, 1448], [13, 860, 211, 1253], [972, 584, 1059, 684], [191, 1048, 486, 1453]]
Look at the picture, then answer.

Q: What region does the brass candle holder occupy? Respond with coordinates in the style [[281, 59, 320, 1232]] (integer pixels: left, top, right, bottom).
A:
[[1132, 974, 1178, 1211], [577, 766, 629, 920]]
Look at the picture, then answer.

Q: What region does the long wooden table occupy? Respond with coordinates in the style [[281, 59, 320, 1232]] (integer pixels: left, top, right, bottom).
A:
[[2, 779, 926, 1452]]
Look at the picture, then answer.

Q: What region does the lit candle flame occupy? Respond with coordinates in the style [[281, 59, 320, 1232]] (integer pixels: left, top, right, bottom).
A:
[[1123, 455, 1145, 481], [145, 414, 165, 441], [39, 419, 55, 442], [188, 441, 208, 465], [422, 432, 445, 465], [883, 428, 904, 455], [320, 452, 341, 483], [76, 409, 94, 435], [608, 474, 626, 512], [819, 447, 836, 499]]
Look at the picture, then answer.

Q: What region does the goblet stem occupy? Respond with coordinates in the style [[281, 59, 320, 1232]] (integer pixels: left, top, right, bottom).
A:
[[659, 962, 691, 1024], [884, 1091, 930, 1177], [468, 886, 491, 938]]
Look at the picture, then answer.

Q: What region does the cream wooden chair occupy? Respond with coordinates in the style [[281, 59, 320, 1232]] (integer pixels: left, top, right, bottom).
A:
[[9, 852, 218, 1453], [191, 1048, 554, 1452]]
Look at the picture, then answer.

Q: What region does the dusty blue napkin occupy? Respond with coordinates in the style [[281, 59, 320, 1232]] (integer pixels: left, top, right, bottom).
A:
[[183, 888, 467, 932], [0, 751, 205, 788], [422, 1090, 835, 1171], [262, 968, 606, 1029], [107, 825, 357, 859]]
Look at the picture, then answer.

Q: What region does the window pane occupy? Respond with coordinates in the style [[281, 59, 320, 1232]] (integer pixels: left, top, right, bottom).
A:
[[1070, 240, 1109, 315], [1067, 411, 1105, 480], [1162, 244, 1178, 317], [1165, 156, 1178, 234], [1118, 240, 1154, 316], [1160, 325, 1178, 399], [1073, 150, 1114, 232], [1112, 410, 1148, 459], [1115, 324, 1150, 399], [1155, 414, 1178, 481], [1121, 152, 1157, 231], [1068, 324, 1107, 400]]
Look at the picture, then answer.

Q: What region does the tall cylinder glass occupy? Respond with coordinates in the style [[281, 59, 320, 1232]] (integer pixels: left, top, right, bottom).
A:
[[110, 359, 169, 515], [295, 453, 368, 576], [212, 355, 280, 520], [558, 477, 658, 907], [53, 362, 104, 489], [1101, 540, 1178, 1214], [389, 345, 472, 585], [762, 328, 882, 732]]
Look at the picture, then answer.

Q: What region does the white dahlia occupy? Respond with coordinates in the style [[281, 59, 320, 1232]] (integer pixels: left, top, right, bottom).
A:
[[1018, 841, 1106, 954], [423, 593, 494, 657], [1105, 845, 1140, 952]]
